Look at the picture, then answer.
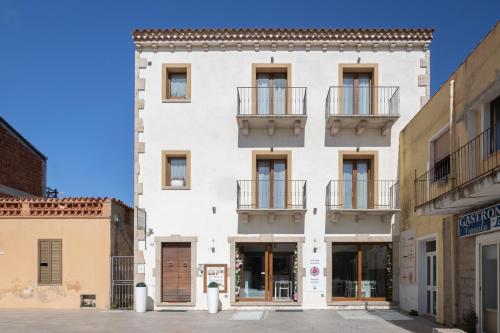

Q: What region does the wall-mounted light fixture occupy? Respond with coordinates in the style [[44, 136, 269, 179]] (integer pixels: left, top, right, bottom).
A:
[[212, 206, 216, 214], [210, 238, 215, 254], [313, 238, 318, 253], [357, 57, 361, 64], [146, 228, 154, 236], [356, 147, 360, 152], [271, 56, 274, 63], [313, 208, 317, 215]]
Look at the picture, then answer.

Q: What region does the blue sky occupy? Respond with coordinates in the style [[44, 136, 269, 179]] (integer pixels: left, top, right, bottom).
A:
[[0, 0, 498, 205]]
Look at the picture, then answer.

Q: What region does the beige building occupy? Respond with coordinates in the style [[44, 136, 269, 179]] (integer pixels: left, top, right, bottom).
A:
[[398, 22, 500, 331], [0, 197, 133, 309]]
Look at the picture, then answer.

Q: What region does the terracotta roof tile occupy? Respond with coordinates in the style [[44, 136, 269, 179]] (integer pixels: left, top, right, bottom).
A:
[[132, 28, 434, 43]]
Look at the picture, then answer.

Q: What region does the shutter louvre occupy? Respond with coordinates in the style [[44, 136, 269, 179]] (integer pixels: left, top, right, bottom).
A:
[[38, 239, 62, 284], [50, 240, 62, 284]]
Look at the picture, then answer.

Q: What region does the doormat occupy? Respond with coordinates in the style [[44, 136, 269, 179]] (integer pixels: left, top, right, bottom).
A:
[[275, 309, 303, 312], [371, 310, 413, 321], [231, 311, 264, 320], [157, 310, 188, 312]]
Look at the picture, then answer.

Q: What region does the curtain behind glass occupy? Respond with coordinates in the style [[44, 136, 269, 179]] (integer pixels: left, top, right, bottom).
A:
[[170, 158, 186, 181], [343, 161, 353, 208], [356, 161, 368, 209], [273, 161, 286, 208], [273, 74, 287, 115], [342, 75, 354, 114], [257, 161, 271, 208], [169, 73, 187, 97], [358, 74, 371, 115], [361, 245, 387, 298], [332, 245, 358, 298], [257, 74, 270, 115]]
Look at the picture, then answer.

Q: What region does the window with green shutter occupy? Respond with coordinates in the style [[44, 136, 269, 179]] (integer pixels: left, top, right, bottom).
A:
[[38, 239, 62, 284]]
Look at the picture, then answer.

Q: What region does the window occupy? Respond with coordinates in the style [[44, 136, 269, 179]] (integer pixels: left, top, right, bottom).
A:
[[252, 64, 291, 115], [162, 64, 191, 102], [38, 239, 62, 285], [332, 243, 389, 300], [490, 95, 500, 153], [162, 151, 191, 189], [339, 64, 378, 115], [342, 72, 372, 115], [342, 159, 373, 209], [433, 130, 451, 180], [256, 159, 287, 208]]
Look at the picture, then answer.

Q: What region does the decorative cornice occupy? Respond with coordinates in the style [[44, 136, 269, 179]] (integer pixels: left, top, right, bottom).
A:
[[132, 28, 434, 44]]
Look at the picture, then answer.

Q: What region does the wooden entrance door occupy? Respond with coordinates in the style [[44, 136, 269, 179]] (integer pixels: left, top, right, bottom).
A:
[[162, 243, 191, 302]]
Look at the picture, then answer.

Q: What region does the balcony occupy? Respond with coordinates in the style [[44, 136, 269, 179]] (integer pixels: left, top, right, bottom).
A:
[[326, 180, 399, 223], [325, 86, 400, 136], [415, 128, 500, 215], [237, 87, 307, 136], [236, 180, 307, 223]]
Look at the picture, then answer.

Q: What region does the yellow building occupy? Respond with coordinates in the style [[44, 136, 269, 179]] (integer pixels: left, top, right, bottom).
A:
[[398, 21, 500, 331], [0, 197, 133, 309]]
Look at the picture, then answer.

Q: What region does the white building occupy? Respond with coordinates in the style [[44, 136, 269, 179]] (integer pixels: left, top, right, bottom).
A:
[[132, 28, 433, 310]]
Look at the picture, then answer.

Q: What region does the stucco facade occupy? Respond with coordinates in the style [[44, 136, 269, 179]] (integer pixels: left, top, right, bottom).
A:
[[0, 198, 133, 309], [398, 22, 500, 329], [133, 28, 433, 310]]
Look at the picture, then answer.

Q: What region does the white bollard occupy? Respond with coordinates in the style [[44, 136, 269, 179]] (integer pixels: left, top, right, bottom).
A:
[[135, 283, 147, 313], [207, 285, 220, 314]]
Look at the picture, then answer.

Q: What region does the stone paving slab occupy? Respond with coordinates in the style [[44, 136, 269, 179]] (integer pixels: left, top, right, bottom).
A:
[[0, 309, 445, 333]]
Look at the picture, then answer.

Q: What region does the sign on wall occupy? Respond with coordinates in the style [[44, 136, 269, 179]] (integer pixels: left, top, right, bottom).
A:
[[400, 229, 416, 285], [305, 257, 324, 292], [459, 203, 500, 237], [203, 264, 227, 293]]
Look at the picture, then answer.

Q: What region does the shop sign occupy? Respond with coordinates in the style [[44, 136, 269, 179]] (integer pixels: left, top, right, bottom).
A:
[[459, 203, 500, 237], [305, 257, 324, 292], [203, 264, 227, 293]]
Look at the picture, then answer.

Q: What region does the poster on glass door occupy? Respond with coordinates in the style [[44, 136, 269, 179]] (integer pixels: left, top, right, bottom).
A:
[[305, 257, 324, 292]]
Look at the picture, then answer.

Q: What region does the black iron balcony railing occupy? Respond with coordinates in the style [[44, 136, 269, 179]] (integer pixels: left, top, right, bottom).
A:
[[237, 87, 307, 116], [237, 180, 306, 209], [415, 127, 500, 207], [326, 180, 399, 210], [326, 86, 400, 117]]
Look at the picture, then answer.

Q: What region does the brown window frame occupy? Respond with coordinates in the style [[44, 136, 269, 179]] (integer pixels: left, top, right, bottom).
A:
[[251, 64, 292, 115], [331, 242, 389, 302], [162, 64, 191, 102], [338, 64, 378, 115], [255, 159, 288, 209], [342, 159, 374, 209], [38, 239, 62, 285], [161, 150, 191, 190]]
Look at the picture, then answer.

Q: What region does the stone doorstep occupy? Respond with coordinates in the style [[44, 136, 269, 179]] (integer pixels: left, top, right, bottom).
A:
[[432, 329, 465, 333]]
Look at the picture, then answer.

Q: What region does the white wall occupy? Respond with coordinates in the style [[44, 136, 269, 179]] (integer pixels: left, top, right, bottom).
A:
[[137, 46, 426, 309]]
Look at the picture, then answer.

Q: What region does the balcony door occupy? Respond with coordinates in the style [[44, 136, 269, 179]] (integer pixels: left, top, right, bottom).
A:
[[342, 159, 373, 209], [257, 159, 287, 209], [342, 73, 372, 115], [257, 73, 287, 115]]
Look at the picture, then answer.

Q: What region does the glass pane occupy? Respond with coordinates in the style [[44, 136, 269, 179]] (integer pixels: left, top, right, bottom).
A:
[[169, 157, 186, 186], [257, 160, 271, 208], [427, 256, 431, 285], [342, 75, 354, 114], [169, 73, 187, 97], [273, 74, 287, 115], [482, 244, 498, 333], [426, 240, 436, 253], [427, 290, 431, 314], [432, 256, 437, 286], [356, 160, 369, 209], [332, 245, 358, 298], [272, 244, 295, 301], [273, 161, 286, 209], [342, 161, 353, 209], [361, 244, 387, 298], [240, 244, 266, 299], [433, 291, 437, 315], [357, 74, 371, 115], [257, 74, 270, 115]]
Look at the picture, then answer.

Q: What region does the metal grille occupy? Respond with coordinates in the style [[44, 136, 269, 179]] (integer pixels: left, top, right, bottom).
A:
[[111, 256, 134, 309]]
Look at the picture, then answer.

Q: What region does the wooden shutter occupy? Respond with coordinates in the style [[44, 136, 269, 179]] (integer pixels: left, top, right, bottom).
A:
[[38, 240, 51, 284], [50, 240, 62, 284], [38, 239, 62, 284], [434, 130, 450, 162]]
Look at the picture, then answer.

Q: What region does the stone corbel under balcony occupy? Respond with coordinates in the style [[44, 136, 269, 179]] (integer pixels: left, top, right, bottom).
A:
[[237, 209, 306, 224], [326, 115, 399, 136], [237, 115, 307, 136], [328, 208, 399, 223]]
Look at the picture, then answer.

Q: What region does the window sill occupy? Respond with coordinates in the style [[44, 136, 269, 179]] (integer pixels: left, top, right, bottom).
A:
[[37, 283, 63, 286], [162, 98, 191, 103], [162, 186, 191, 190]]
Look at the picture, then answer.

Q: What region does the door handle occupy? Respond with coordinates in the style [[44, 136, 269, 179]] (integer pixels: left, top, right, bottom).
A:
[[169, 261, 173, 267], [183, 261, 188, 267]]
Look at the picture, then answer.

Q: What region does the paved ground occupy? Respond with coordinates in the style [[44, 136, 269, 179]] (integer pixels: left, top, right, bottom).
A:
[[0, 309, 444, 333]]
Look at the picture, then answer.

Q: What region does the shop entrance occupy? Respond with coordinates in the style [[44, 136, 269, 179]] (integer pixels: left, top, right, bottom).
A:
[[480, 241, 498, 333], [237, 243, 296, 302]]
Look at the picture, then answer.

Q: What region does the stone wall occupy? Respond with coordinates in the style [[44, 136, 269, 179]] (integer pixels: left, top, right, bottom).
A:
[[455, 232, 476, 325]]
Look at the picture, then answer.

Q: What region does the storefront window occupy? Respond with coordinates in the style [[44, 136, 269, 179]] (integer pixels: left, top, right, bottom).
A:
[[332, 243, 390, 300]]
